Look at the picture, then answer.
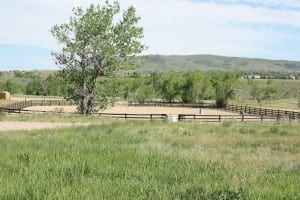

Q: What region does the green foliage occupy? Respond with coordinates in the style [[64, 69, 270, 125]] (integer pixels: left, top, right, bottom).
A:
[[2, 68, 299, 110], [135, 85, 156, 102], [43, 74, 68, 96], [261, 86, 278, 102], [96, 78, 119, 110], [234, 79, 300, 109], [14, 71, 37, 78], [0, 80, 24, 94], [181, 72, 200, 103], [0, 120, 299, 199], [25, 77, 43, 95], [210, 71, 240, 108], [180, 71, 212, 103], [5, 80, 18, 94], [51, 1, 145, 114], [14, 70, 23, 78], [159, 71, 185, 102]]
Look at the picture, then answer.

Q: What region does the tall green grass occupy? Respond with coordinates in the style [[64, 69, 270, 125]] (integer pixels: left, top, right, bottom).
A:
[[234, 79, 300, 110], [0, 120, 299, 199]]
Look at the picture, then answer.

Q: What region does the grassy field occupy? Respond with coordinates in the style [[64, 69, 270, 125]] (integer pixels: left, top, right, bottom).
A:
[[233, 79, 300, 110], [230, 98, 300, 111], [0, 115, 299, 199]]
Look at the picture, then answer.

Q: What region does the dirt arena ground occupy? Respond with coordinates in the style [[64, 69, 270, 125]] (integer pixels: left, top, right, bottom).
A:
[[25, 105, 235, 115]]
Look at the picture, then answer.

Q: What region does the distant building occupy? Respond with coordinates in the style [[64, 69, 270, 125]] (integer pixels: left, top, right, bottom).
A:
[[246, 75, 261, 79], [288, 75, 296, 80]]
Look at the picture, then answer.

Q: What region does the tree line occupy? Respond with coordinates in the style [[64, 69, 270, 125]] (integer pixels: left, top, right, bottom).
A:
[[0, 73, 67, 97], [116, 71, 240, 108], [0, 70, 241, 108], [1, 69, 299, 109]]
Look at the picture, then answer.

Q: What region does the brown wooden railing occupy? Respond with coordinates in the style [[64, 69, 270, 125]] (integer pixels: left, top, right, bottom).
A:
[[3, 108, 168, 121], [128, 101, 215, 108], [178, 114, 278, 122], [1, 100, 299, 122], [224, 105, 300, 120], [96, 113, 167, 120], [1, 100, 75, 110]]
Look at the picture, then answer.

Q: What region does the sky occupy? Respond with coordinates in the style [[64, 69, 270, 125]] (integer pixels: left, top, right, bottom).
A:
[[1, 0, 300, 70]]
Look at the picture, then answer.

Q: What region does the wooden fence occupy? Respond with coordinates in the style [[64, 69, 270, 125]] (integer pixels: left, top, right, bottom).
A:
[[96, 113, 167, 120], [1, 100, 75, 110], [1, 100, 299, 122], [178, 114, 279, 123], [2, 108, 168, 121], [0, 107, 21, 113], [128, 101, 215, 108], [224, 105, 300, 120]]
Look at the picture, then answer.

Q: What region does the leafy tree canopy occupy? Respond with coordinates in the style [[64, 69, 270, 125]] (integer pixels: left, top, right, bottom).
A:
[[210, 71, 241, 108], [51, 1, 145, 114]]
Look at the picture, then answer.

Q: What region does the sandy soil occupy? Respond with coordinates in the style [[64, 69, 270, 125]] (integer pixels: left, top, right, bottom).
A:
[[24, 105, 235, 115], [0, 121, 86, 132]]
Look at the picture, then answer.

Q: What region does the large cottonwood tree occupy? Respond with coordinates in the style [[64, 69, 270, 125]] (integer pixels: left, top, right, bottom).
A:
[[51, 1, 145, 114]]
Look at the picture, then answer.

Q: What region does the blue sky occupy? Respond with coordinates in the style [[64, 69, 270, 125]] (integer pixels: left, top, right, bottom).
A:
[[1, 0, 300, 70]]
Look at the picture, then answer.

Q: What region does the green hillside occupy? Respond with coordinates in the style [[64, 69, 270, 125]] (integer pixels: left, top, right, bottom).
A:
[[140, 54, 300, 72]]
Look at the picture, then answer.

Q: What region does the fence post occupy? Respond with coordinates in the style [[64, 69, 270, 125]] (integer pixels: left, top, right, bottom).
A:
[[261, 115, 263, 122], [125, 113, 127, 120], [219, 115, 221, 122], [242, 115, 244, 122], [150, 114, 152, 120]]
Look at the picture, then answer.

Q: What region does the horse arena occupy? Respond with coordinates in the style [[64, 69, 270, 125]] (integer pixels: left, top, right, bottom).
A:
[[0, 104, 236, 132], [24, 105, 234, 115], [2, 99, 293, 131]]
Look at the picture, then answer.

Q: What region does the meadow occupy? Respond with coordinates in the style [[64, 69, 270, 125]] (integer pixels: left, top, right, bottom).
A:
[[233, 79, 300, 110], [0, 115, 299, 199]]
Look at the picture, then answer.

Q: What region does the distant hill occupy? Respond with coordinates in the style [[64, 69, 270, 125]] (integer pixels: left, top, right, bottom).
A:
[[140, 54, 300, 72]]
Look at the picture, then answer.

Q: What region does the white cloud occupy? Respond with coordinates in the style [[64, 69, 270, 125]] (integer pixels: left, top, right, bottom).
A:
[[0, 0, 300, 60]]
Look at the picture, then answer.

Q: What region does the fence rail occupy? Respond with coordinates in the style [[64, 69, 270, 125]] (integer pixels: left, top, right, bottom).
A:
[[96, 113, 167, 120], [128, 101, 215, 108], [1, 100, 75, 110], [178, 114, 279, 122], [0, 107, 21, 113], [1, 100, 299, 122], [5, 108, 168, 121], [224, 105, 300, 120]]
